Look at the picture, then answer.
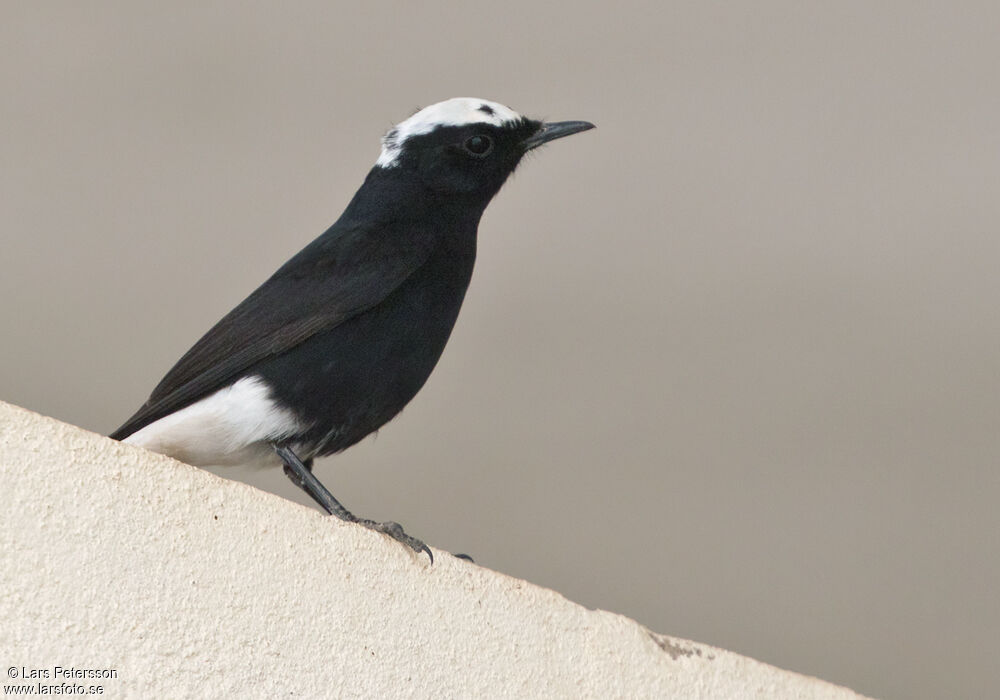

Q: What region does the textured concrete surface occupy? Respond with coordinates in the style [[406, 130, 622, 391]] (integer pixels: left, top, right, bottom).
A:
[[0, 400, 869, 699]]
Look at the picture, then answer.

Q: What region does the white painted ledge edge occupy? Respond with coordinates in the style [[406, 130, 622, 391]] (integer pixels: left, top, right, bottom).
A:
[[0, 400, 870, 699]]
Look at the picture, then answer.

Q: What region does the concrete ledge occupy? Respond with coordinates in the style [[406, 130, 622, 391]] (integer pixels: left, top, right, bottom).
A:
[[0, 400, 868, 699]]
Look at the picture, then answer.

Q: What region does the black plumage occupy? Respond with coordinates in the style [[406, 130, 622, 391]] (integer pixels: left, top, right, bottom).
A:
[[112, 99, 593, 560]]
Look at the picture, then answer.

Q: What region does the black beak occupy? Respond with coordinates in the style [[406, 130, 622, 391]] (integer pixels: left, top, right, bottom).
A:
[[522, 120, 595, 151]]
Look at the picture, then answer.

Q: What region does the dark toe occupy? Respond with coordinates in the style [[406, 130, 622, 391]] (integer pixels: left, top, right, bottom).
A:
[[357, 519, 433, 564]]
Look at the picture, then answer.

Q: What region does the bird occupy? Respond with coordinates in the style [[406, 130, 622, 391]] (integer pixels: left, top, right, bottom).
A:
[[111, 97, 594, 562]]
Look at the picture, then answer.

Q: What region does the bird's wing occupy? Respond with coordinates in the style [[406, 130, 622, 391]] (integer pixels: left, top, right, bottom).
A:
[[111, 221, 438, 439]]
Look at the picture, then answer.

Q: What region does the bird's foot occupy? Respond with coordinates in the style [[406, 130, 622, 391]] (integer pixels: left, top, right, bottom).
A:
[[354, 518, 433, 564], [272, 445, 433, 563]]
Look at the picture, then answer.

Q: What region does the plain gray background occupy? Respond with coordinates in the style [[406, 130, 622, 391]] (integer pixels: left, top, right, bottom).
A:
[[3, 3, 998, 698]]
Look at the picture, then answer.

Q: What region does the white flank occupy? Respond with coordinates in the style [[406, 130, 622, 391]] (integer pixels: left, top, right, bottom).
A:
[[376, 97, 523, 168], [124, 376, 307, 469]]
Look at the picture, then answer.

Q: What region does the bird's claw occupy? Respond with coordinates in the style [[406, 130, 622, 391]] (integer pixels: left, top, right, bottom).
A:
[[357, 519, 433, 564]]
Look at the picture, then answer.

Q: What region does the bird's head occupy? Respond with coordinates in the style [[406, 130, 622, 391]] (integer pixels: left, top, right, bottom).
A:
[[375, 98, 594, 202]]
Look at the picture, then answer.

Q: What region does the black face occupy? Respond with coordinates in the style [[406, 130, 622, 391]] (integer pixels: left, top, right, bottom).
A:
[[393, 118, 544, 200]]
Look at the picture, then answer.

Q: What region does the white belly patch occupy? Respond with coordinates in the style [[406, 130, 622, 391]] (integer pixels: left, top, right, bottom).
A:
[[124, 375, 307, 469]]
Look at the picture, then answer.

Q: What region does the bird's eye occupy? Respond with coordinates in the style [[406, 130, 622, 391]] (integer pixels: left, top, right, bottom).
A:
[[463, 135, 493, 157]]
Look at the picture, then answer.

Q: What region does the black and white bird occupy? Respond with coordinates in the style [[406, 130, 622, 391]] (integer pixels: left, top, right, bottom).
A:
[[111, 98, 594, 561]]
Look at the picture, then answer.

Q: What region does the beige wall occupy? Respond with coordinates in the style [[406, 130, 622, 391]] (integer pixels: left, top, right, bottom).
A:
[[2, 4, 998, 699], [1, 400, 869, 699]]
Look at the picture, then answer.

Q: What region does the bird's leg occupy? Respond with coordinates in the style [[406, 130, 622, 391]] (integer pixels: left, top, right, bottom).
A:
[[274, 445, 352, 520], [281, 454, 315, 493], [272, 444, 432, 563]]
